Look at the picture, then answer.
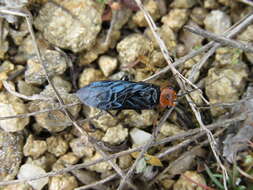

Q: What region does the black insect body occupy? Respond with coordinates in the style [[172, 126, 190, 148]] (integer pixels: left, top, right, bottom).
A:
[[76, 80, 177, 111]]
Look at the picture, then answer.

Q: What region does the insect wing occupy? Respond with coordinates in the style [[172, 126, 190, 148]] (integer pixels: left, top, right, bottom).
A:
[[76, 81, 114, 109], [118, 82, 160, 109], [76, 80, 160, 110]]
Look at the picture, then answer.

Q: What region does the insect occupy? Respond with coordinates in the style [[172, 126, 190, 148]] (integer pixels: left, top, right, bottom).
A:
[[76, 80, 177, 111]]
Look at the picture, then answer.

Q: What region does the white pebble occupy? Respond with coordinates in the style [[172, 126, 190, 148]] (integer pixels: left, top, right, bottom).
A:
[[130, 128, 152, 145], [18, 164, 48, 190]]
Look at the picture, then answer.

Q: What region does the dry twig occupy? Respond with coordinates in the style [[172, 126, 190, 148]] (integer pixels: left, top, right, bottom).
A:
[[3, 80, 51, 101], [185, 25, 253, 53]]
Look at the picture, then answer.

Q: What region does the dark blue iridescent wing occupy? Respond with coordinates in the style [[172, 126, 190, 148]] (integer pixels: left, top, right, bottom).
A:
[[76, 80, 160, 110]]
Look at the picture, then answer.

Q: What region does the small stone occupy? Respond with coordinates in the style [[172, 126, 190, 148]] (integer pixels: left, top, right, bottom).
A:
[[109, 71, 133, 81], [0, 92, 29, 132], [50, 76, 72, 93], [129, 68, 152, 81], [83, 152, 113, 173], [0, 40, 9, 59], [49, 174, 78, 190], [23, 135, 47, 159], [161, 9, 189, 31], [4, 183, 32, 190], [215, 47, 242, 66], [204, 10, 231, 34], [82, 106, 118, 131], [190, 7, 208, 26], [78, 36, 109, 65], [17, 34, 49, 62], [237, 25, 253, 42], [0, 24, 9, 59], [26, 153, 57, 172], [62, 133, 74, 142], [132, 0, 161, 27], [0, 61, 15, 89], [102, 124, 128, 145], [183, 55, 202, 69], [237, 25, 253, 65], [204, 0, 219, 9], [121, 110, 158, 128], [0, 61, 14, 78], [0, 130, 23, 181], [34, 0, 103, 52], [116, 33, 154, 67], [160, 123, 185, 137], [189, 90, 204, 106], [170, 0, 197, 8], [118, 155, 133, 169], [46, 136, 69, 157], [206, 64, 248, 116], [18, 164, 48, 190], [98, 55, 118, 77], [29, 85, 80, 132], [17, 80, 41, 97], [76, 8, 132, 64], [145, 25, 177, 51], [9, 21, 29, 46], [59, 152, 79, 165], [78, 68, 105, 88], [87, 130, 104, 141], [52, 153, 79, 171], [179, 21, 204, 53], [130, 128, 152, 146], [173, 171, 206, 190], [176, 43, 188, 57], [40, 76, 72, 95], [70, 137, 94, 158], [149, 50, 166, 68], [218, 0, 233, 6], [160, 178, 175, 189], [25, 50, 67, 85]]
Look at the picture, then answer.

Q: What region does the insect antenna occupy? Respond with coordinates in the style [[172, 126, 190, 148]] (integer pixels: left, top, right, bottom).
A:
[[177, 87, 202, 97]]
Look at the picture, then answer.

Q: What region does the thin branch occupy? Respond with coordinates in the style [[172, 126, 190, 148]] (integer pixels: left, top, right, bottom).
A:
[[75, 172, 119, 190], [0, 102, 80, 120], [104, 10, 118, 45], [3, 80, 51, 101], [238, 0, 253, 6], [182, 174, 216, 190], [236, 166, 253, 180], [198, 96, 253, 110], [185, 25, 253, 53], [142, 42, 214, 82], [186, 91, 229, 190]]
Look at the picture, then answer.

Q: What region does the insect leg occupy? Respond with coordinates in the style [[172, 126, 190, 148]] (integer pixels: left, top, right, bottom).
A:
[[134, 110, 142, 114], [105, 110, 116, 117], [115, 110, 122, 116]]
